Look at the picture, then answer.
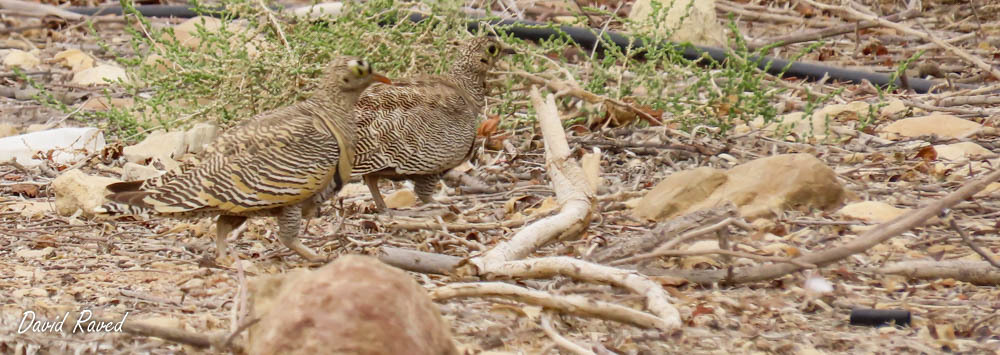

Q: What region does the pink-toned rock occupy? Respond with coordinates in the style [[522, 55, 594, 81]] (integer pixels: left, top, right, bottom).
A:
[[249, 255, 457, 355], [635, 154, 846, 220], [881, 114, 982, 139]]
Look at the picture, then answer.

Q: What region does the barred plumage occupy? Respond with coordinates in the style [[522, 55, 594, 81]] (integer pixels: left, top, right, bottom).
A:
[[353, 37, 505, 211], [100, 57, 389, 262]]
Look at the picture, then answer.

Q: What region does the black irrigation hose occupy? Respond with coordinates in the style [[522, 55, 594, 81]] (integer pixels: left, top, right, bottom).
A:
[[68, 4, 962, 94]]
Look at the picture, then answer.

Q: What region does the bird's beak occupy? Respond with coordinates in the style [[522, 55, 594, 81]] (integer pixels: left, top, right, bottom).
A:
[[501, 45, 517, 55], [372, 74, 392, 85]]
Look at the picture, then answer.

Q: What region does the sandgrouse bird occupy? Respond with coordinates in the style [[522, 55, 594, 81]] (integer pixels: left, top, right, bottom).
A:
[[99, 57, 390, 262], [352, 37, 505, 212]]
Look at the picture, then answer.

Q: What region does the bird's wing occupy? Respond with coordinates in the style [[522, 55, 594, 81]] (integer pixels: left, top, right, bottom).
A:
[[352, 77, 478, 175], [109, 103, 350, 215]]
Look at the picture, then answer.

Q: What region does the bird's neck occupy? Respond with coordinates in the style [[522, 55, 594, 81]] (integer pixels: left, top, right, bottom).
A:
[[449, 64, 488, 105], [308, 88, 359, 137]]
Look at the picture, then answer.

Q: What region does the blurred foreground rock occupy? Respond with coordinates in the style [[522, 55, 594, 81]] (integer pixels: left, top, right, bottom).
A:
[[248, 255, 457, 355], [52, 169, 120, 217], [635, 153, 845, 221]]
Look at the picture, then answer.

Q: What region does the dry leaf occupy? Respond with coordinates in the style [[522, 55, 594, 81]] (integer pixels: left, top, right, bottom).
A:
[[10, 183, 39, 197], [477, 114, 501, 137], [915, 146, 937, 161]]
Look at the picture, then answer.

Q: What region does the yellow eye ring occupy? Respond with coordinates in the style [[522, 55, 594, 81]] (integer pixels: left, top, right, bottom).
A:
[[486, 44, 499, 56]]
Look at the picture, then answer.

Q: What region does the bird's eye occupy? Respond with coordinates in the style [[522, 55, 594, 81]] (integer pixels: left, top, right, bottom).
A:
[[486, 45, 499, 56]]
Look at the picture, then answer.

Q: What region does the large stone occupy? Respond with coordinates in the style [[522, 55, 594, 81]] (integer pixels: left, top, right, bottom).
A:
[[171, 16, 224, 49], [3, 49, 39, 69], [837, 201, 907, 223], [634, 167, 727, 221], [71, 64, 129, 86], [123, 162, 165, 181], [933, 142, 994, 161], [249, 255, 457, 355], [52, 169, 121, 217], [752, 101, 870, 139], [635, 154, 845, 220], [629, 0, 725, 47], [881, 114, 982, 139], [123, 130, 187, 163]]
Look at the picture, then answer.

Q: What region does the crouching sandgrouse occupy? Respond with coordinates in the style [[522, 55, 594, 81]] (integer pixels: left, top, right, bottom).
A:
[[99, 57, 390, 262], [352, 37, 505, 211]]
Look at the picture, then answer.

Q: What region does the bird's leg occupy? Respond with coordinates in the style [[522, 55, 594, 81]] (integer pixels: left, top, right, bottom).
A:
[[413, 174, 440, 204], [364, 174, 388, 212], [277, 204, 325, 262], [216, 215, 247, 264]]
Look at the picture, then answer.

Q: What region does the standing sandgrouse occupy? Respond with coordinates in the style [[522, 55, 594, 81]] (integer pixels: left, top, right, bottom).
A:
[[352, 37, 505, 212], [100, 57, 390, 262]]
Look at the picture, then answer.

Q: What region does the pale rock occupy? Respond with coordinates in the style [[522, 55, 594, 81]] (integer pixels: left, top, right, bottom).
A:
[[685, 240, 720, 252], [0, 127, 105, 167], [183, 123, 219, 154], [3, 49, 40, 69], [248, 255, 457, 355], [932, 142, 994, 161], [0, 123, 17, 138], [384, 189, 417, 209], [25, 124, 50, 133], [629, 0, 725, 47], [881, 114, 982, 139], [837, 201, 907, 223], [123, 162, 165, 181], [142, 53, 174, 73], [287, 2, 344, 20], [53, 49, 95, 72], [123, 130, 187, 163], [553, 15, 581, 24], [338, 182, 369, 198], [52, 169, 121, 217], [637, 155, 844, 220], [879, 99, 909, 119], [72, 64, 129, 86], [11, 201, 50, 219], [693, 154, 845, 219], [634, 167, 727, 221], [16, 247, 53, 260], [755, 101, 870, 139], [172, 16, 224, 49]]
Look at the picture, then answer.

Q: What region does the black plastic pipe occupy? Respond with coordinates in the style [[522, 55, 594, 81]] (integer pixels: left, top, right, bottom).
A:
[[68, 4, 957, 93]]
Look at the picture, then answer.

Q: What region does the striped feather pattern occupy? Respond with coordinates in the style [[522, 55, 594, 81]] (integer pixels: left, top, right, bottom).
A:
[[351, 37, 503, 207], [99, 57, 384, 261]]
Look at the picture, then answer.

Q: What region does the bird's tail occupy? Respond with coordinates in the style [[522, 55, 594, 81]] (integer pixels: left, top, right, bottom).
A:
[[92, 180, 156, 216]]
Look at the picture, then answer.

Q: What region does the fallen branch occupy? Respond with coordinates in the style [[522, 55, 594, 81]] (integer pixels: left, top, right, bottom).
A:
[[947, 217, 1000, 269], [541, 313, 595, 355], [378, 246, 462, 275], [454, 87, 680, 330], [643, 167, 1000, 285], [879, 260, 1000, 285], [430, 282, 669, 330], [613, 248, 817, 269], [513, 70, 663, 126], [0, 0, 85, 20], [467, 87, 595, 267]]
